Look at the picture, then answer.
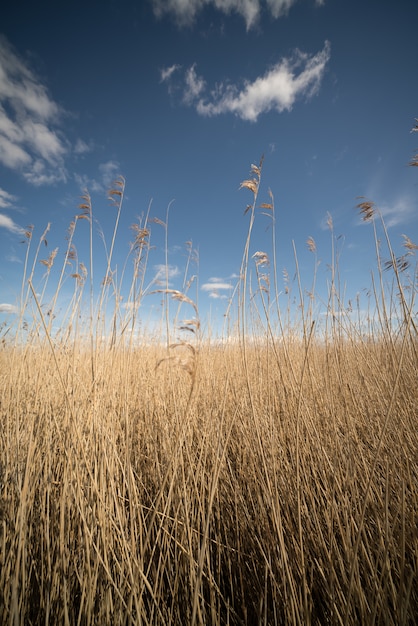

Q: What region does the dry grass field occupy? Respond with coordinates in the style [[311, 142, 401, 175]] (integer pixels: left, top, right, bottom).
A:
[[0, 161, 417, 624]]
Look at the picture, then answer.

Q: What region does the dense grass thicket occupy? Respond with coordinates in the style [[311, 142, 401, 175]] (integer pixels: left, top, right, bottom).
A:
[[0, 155, 417, 624]]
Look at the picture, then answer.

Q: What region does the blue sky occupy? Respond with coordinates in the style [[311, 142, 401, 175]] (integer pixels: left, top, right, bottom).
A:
[[0, 0, 417, 337]]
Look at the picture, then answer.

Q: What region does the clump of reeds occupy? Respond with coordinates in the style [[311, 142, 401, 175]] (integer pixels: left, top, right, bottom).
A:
[[0, 123, 417, 625]]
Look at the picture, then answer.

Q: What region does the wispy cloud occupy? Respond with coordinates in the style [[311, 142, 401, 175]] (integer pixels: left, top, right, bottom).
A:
[[0, 303, 18, 314], [0, 213, 24, 235], [201, 277, 234, 299], [379, 196, 416, 228], [353, 194, 416, 229], [74, 138, 93, 155], [152, 0, 324, 29], [74, 160, 121, 194], [0, 187, 24, 236], [99, 160, 121, 186], [154, 264, 180, 284], [0, 36, 68, 185], [161, 41, 330, 121], [0, 187, 17, 209], [74, 172, 102, 193], [160, 64, 181, 82], [6, 254, 22, 264], [184, 64, 206, 104]]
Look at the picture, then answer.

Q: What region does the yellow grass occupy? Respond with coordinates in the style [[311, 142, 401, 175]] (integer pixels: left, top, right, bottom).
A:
[[0, 159, 417, 624]]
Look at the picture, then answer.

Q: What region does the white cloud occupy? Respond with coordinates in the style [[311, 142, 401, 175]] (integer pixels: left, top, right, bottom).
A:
[[164, 41, 330, 121], [201, 278, 233, 299], [201, 281, 232, 291], [206, 276, 226, 283], [0, 187, 17, 209], [0, 213, 24, 235], [23, 158, 67, 186], [154, 264, 180, 281], [0, 36, 73, 185], [99, 160, 120, 186], [74, 161, 121, 194], [74, 138, 92, 155], [0, 303, 18, 314], [379, 197, 416, 228], [184, 64, 206, 104], [151, 0, 323, 29], [160, 64, 181, 82], [0, 132, 32, 168], [22, 119, 66, 163], [265, 0, 296, 18], [74, 172, 104, 193], [74, 172, 102, 193]]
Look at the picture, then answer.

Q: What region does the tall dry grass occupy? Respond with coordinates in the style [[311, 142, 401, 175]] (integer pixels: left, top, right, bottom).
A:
[[0, 149, 417, 624]]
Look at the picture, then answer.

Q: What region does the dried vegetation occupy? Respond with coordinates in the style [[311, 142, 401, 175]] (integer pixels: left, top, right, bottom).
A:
[[0, 136, 417, 624]]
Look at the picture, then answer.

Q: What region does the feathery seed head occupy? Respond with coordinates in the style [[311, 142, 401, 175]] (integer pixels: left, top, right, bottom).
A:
[[356, 197, 376, 222], [306, 236, 316, 253]]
